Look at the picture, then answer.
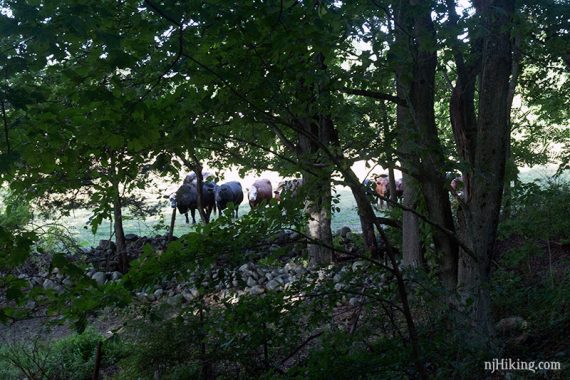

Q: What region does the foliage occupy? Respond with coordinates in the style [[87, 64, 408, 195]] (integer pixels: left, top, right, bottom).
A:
[[0, 328, 128, 380]]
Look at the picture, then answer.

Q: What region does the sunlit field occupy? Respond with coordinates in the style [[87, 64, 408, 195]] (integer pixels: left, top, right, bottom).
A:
[[45, 164, 566, 248]]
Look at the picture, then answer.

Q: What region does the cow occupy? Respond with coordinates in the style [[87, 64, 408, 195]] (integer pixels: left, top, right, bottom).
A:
[[374, 174, 390, 209], [183, 171, 213, 186], [274, 178, 304, 202], [216, 181, 244, 218], [248, 179, 273, 208], [362, 178, 377, 202], [385, 178, 404, 202], [171, 182, 217, 224], [450, 175, 464, 199]]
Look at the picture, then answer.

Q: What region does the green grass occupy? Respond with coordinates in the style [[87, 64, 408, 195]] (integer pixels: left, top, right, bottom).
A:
[[36, 165, 569, 248], [45, 187, 384, 247]]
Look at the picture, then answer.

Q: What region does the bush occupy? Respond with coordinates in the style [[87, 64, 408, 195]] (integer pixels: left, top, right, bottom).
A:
[[0, 328, 128, 380]]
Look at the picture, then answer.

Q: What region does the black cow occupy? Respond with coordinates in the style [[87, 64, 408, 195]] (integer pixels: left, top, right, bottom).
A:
[[172, 182, 217, 224], [216, 181, 244, 218]]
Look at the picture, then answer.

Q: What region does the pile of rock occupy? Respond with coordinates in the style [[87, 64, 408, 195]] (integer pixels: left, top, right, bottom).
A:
[[84, 234, 173, 272]]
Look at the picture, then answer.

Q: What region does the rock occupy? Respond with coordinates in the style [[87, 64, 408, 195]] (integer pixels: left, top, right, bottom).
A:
[[136, 292, 149, 302], [232, 280, 239, 287], [110, 271, 123, 281], [496, 316, 528, 335], [62, 277, 72, 286], [86, 269, 96, 278], [239, 263, 251, 272], [167, 294, 183, 306], [333, 273, 342, 283], [337, 226, 352, 238], [91, 272, 107, 286], [247, 277, 257, 287], [42, 279, 57, 290], [265, 273, 273, 281], [98, 240, 116, 251], [189, 287, 200, 298], [352, 260, 368, 271], [153, 288, 164, 299], [182, 291, 195, 302], [334, 283, 344, 291], [349, 297, 361, 306], [266, 279, 281, 291], [125, 234, 138, 241], [248, 285, 265, 295]]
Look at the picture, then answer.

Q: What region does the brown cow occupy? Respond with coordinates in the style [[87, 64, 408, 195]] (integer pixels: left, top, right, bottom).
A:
[[248, 179, 273, 208], [374, 174, 390, 209]]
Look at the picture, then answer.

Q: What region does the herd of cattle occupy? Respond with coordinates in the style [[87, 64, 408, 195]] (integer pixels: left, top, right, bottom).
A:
[[168, 172, 304, 224], [168, 171, 464, 224]]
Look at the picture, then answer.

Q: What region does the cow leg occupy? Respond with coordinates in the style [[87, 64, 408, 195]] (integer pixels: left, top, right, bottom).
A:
[[185, 213, 190, 224], [235, 206, 239, 218], [191, 209, 196, 224]]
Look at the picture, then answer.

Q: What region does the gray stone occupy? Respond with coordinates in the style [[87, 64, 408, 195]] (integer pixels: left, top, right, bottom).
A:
[[265, 273, 273, 281], [337, 226, 351, 238], [189, 287, 200, 298], [153, 288, 164, 299], [62, 277, 72, 286], [333, 273, 342, 283], [266, 279, 281, 291], [334, 283, 344, 291], [239, 263, 250, 272], [352, 260, 368, 271], [349, 297, 361, 306], [91, 272, 107, 286], [125, 233, 138, 241], [247, 277, 257, 287], [110, 271, 123, 281], [248, 285, 265, 295], [167, 294, 183, 306], [496, 316, 528, 335], [98, 240, 116, 251], [182, 291, 194, 302], [42, 279, 57, 290], [136, 292, 149, 302]]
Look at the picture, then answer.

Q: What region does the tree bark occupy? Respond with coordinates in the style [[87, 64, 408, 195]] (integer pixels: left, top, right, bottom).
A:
[[452, 0, 515, 336], [303, 170, 333, 266], [401, 173, 422, 268], [112, 181, 128, 273], [394, 0, 459, 290]]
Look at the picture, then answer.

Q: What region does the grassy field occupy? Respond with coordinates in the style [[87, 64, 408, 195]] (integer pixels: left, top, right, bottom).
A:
[[40, 164, 566, 248], [52, 187, 377, 247]]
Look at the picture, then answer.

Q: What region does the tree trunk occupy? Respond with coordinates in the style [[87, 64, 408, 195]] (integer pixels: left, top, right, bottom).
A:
[[401, 173, 422, 268], [303, 171, 333, 266], [112, 183, 128, 273], [453, 0, 515, 337], [394, 0, 459, 290], [343, 169, 379, 258]]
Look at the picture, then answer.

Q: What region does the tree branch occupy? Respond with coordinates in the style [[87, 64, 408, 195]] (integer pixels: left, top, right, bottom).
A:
[[341, 87, 407, 107]]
